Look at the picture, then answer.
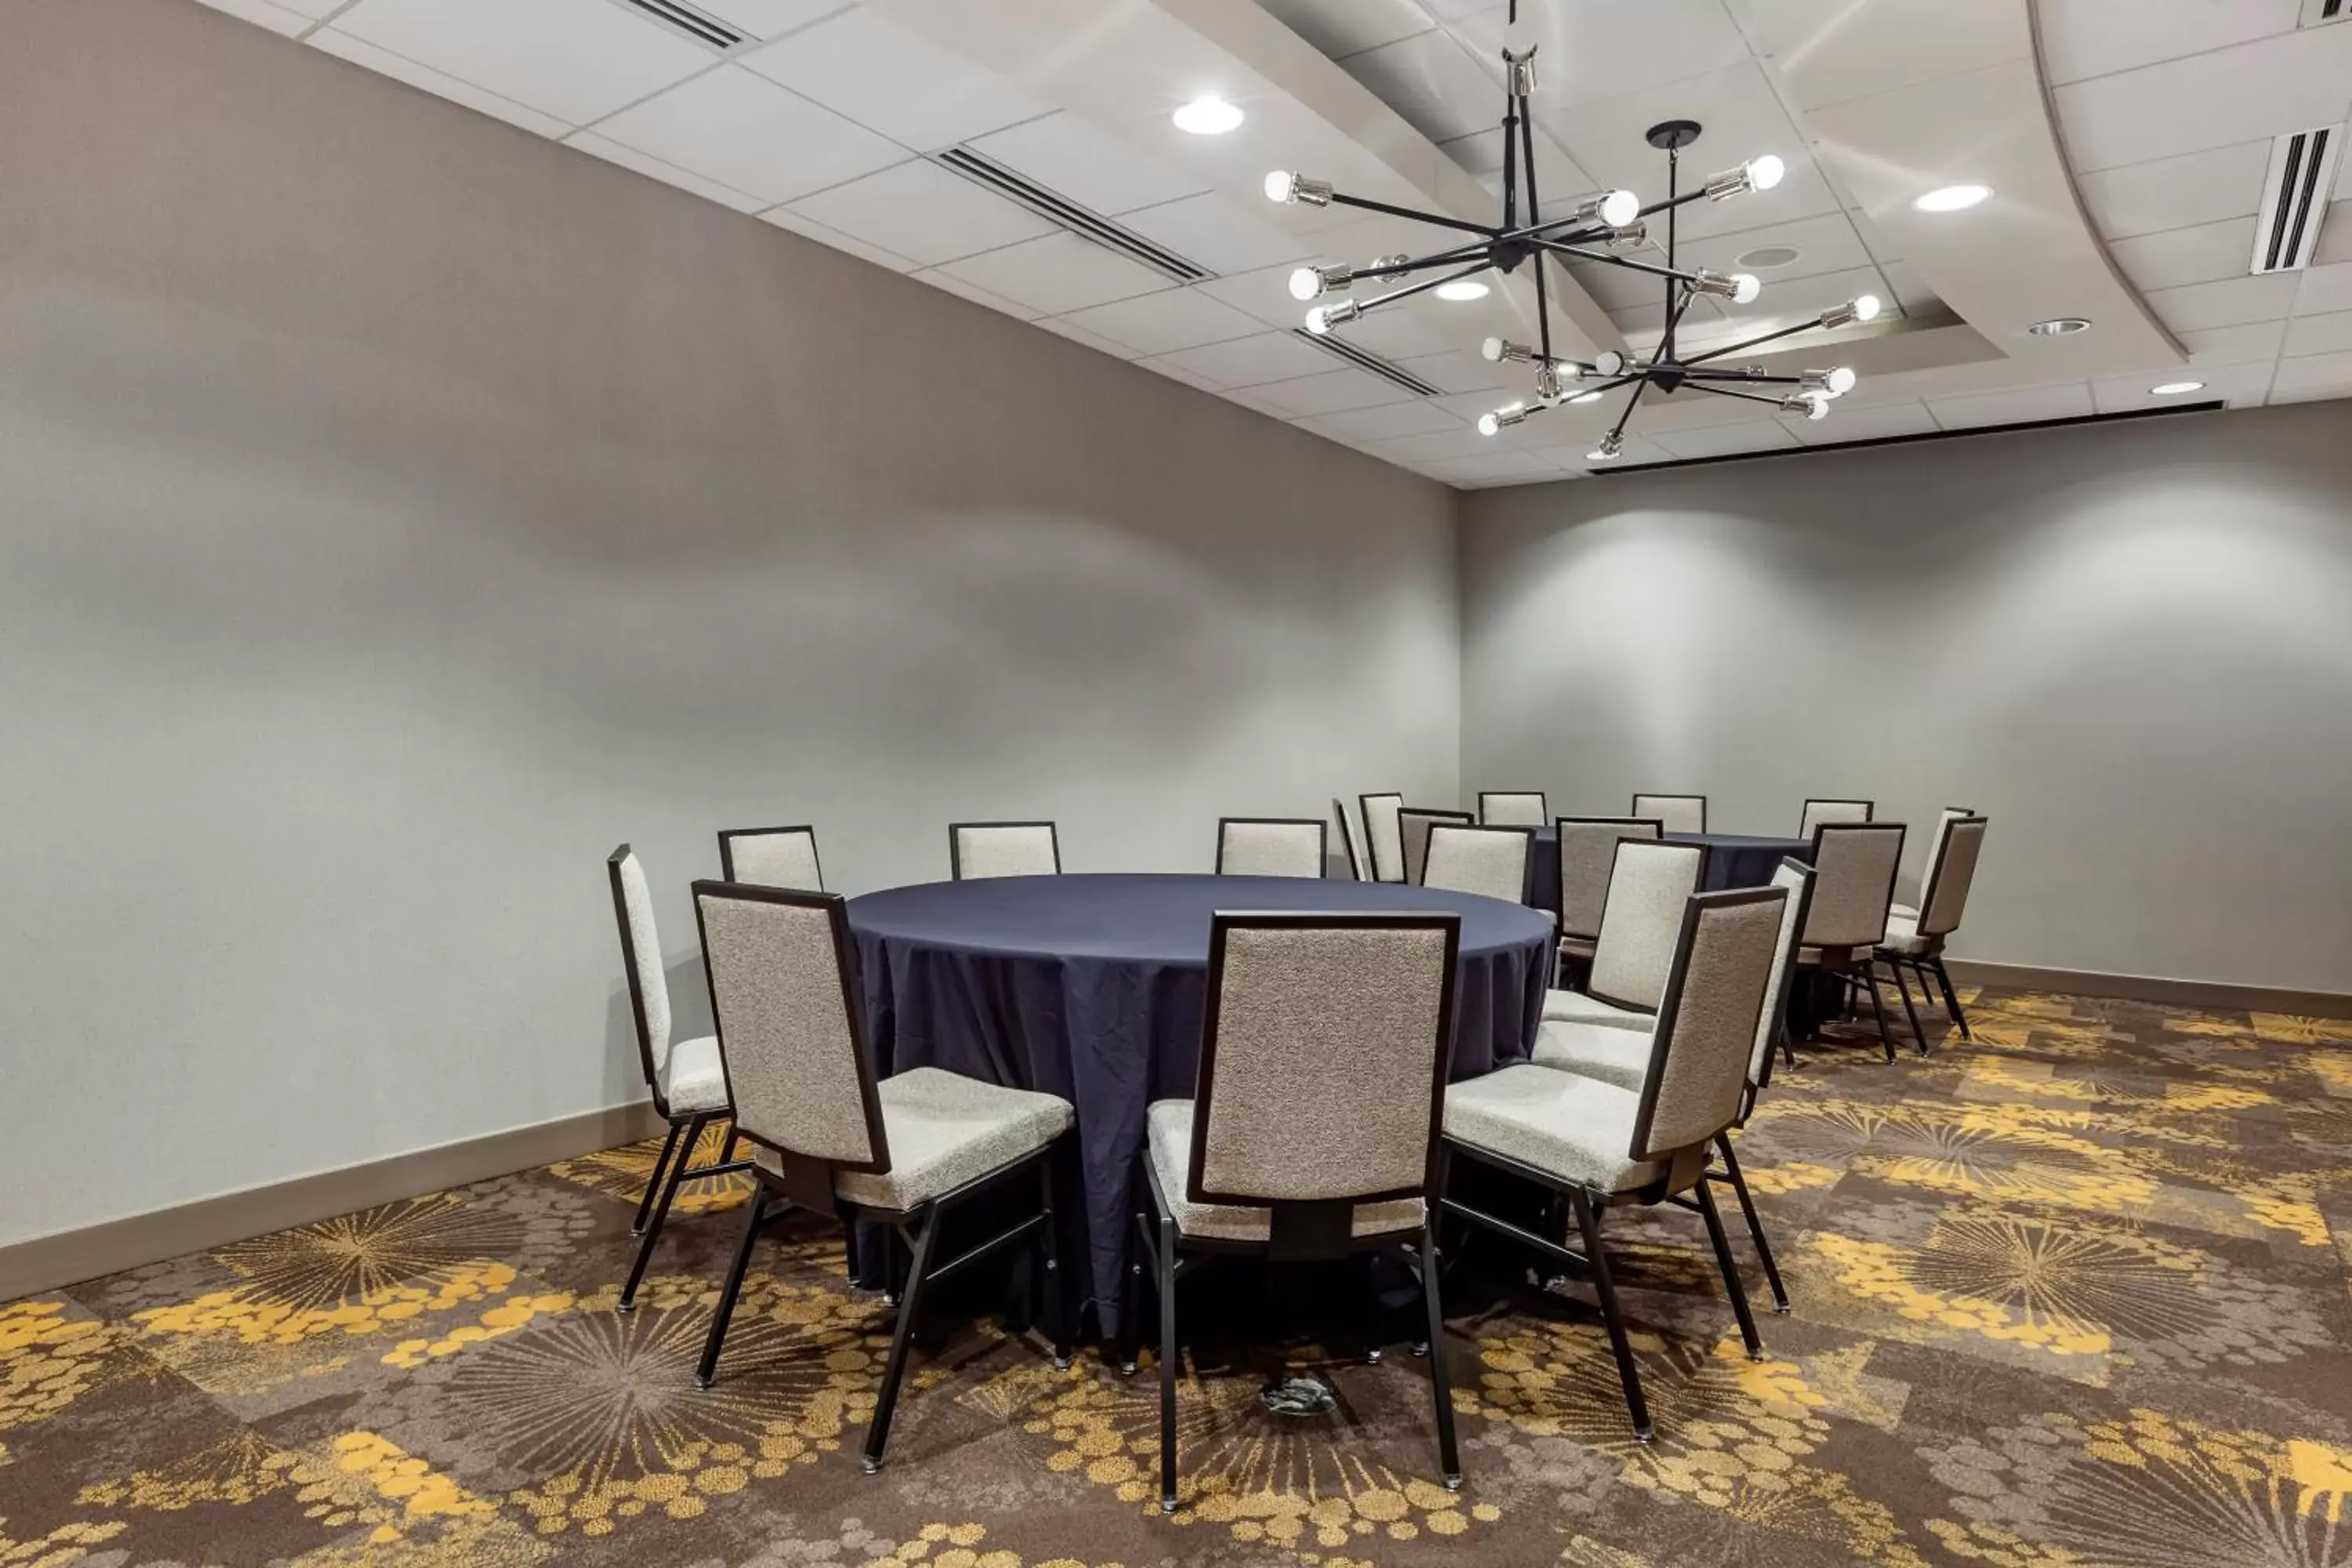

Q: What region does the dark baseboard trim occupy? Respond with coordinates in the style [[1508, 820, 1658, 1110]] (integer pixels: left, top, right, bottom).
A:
[[1946, 959, 2352, 1019], [1, 1100, 665, 1305]]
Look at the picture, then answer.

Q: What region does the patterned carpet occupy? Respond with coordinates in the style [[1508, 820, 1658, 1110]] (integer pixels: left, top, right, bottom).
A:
[[5, 987, 2351, 1567]]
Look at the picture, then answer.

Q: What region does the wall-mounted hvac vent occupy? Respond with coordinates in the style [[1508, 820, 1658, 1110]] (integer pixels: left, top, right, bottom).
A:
[[2249, 123, 2340, 274], [616, 0, 745, 50], [931, 147, 1212, 283], [1290, 330, 1446, 397], [2300, 0, 2344, 26]]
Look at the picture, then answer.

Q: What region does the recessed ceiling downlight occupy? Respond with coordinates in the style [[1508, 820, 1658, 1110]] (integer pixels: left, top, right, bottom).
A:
[[2151, 380, 2205, 395], [1435, 278, 1491, 301], [1734, 244, 1802, 269], [1172, 96, 1243, 135], [1914, 183, 1991, 212], [2027, 317, 2092, 337]]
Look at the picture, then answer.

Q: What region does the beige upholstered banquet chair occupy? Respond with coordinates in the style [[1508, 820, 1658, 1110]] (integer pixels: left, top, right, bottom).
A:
[[949, 820, 1061, 880], [1632, 793, 1706, 833], [1331, 797, 1367, 880], [1131, 912, 1464, 1511], [1891, 806, 1973, 921], [1397, 806, 1474, 886], [1529, 859, 1817, 1312], [717, 824, 824, 891], [1797, 799, 1873, 837], [690, 880, 1074, 1473], [1793, 821, 1907, 1059], [1478, 790, 1548, 826], [1441, 884, 1791, 1438], [1877, 814, 1987, 1045], [608, 845, 746, 1312], [1555, 816, 1664, 964], [1216, 817, 1328, 879], [1422, 823, 1534, 903], [1359, 793, 1406, 884], [1543, 838, 1705, 1030]]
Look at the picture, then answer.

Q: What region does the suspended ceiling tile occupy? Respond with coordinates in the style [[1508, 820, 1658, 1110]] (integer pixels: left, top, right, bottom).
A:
[[2267, 348, 2352, 401], [1255, 0, 1438, 60], [758, 205, 920, 271], [1243, 366, 1419, 416], [1337, 28, 1500, 145], [194, 0, 310, 37], [1051, 288, 1266, 356], [1437, 123, 1596, 197], [2282, 309, 2352, 358], [1450, 0, 1755, 114], [935, 231, 1171, 315], [2294, 260, 2352, 318], [1193, 262, 1317, 328], [1673, 211, 1879, 285], [326, 0, 712, 126], [306, 27, 573, 138], [1030, 314, 1146, 359], [2091, 362, 2272, 412], [1330, 304, 1462, 361], [2107, 216, 2261, 294], [698, 0, 858, 42], [1646, 420, 1800, 459], [1774, 398, 1940, 445], [564, 129, 767, 212], [1297, 399, 1468, 442], [1394, 348, 1506, 394], [911, 265, 1044, 320], [1737, 0, 2030, 112], [742, 5, 1048, 151], [590, 66, 905, 208], [1145, 330, 1338, 387], [1927, 380, 2094, 429], [2050, 24, 2352, 174], [1116, 191, 1316, 276], [1424, 449, 1577, 485], [1875, 259, 1943, 318], [1372, 425, 1516, 462], [963, 111, 1207, 216], [2070, 140, 2275, 241], [2141, 272, 2299, 334], [785, 158, 1055, 267], [2034, 0, 2303, 88], [2318, 200, 2352, 267], [2172, 318, 2289, 365]]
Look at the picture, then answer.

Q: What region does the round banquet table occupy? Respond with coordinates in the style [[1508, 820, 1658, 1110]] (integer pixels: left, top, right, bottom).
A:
[[846, 873, 1556, 1337], [1526, 829, 1813, 916]]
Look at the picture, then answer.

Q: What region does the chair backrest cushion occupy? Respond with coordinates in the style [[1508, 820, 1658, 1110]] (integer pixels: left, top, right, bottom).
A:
[[1633, 887, 1788, 1161], [608, 848, 673, 1081], [1331, 798, 1366, 881], [718, 826, 824, 892], [1479, 791, 1547, 826], [1218, 818, 1327, 879], [1632, 793, 1705, 833], [1192, 915, 1458, 1205], [1804, 822, 1906, 949], [1921, 816, 1987, 937], [1798, 799, 1873, 837], [1915, 804, 1970, 909], [952, 822, 1059, 880], [1398, 808, 1474, 885], [1586, 840, 1705, 1010], [693, 883, 885, 1171], [1556, 817, 1664, 942], [1421, 824, 1530, 903], [1359, 793, 1405, 883]]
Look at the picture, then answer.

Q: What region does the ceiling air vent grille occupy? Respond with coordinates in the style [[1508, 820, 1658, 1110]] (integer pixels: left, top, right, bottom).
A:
[[932, 147, 1212, 283], [1290, 330, 1445, 397], [2249, 123, 2341, 274], [2299, 0, 2344, 26], [616, 0, 746, 49]]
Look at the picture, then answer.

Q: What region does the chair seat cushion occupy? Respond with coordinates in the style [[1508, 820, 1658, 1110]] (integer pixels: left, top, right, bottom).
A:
[[752, 1067, 1071, 1213], [1443, 1065, 1661, 1194], [1558, 935, 1597, 960], [1144, 1100, 1424, 1243], [1539, 988, 1650, 1031], [660, 1035, 730, 1115], [1529, 1019, 1653, 1091], [1889, 902, 1918, 920], [1877, 910, 1929, 955]]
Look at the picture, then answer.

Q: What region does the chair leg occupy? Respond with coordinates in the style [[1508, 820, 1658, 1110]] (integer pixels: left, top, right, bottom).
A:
[[1569, 1192, 1651, 1442], [1037, 1152, 1072, 1370], [1932, 956, 1973, 1040], [1415, 1234, 1462, 1491], [695, 1193, 768, 1388], [1714, 1134, 1788, 1314], [1858, 967, 1897, 1062], [632, 1120, 683, 1237], [1778, 1014, 1798, 1071], [620, 1112, 706, 1312], [1154, 1213, 1181, 1515], [717, 1123, 739, 1164], [862, 1214, 940, 1474], [1694, 1178, 1764, 1361], [1886, 957, 1928, 1054]]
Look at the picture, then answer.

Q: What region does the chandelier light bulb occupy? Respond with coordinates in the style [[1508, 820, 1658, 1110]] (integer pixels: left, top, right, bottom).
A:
[[1304, 298, 1360, 335], [1171, 96, 1243, 135], [1731, 272, 1762, 304], [1853, 292, 1882, 322], [1289, 266, 1326, 301], [1705, 155, 1783, 201], [1748, 154, 1785, 191], [1827, 365, 1857, 396], [1819, 293, 1884, 330], [1692, 268, 1741, 299], [1265, 171, 1332, 207], [1483, 337, 1536, 364], [1782, 392, 1831, 421], [1478, 402, 1529, 437], [1592, 350, 1626, 376], [1603, 220, 1648, 250]]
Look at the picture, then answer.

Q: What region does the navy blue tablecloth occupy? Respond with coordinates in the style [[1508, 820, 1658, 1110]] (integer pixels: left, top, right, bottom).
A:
[[847, 873, 1555, 1336], [1527, 829, 1813, 915]]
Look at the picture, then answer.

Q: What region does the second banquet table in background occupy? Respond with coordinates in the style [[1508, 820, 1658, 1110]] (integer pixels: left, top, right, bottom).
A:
[[1527, 828, 1813, 913], [845, 873, 1555, 1334]]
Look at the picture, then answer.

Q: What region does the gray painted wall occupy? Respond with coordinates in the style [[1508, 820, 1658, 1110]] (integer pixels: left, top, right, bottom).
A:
[[0, 0, 1458, 1245], [1460, 401, 2352, 994]]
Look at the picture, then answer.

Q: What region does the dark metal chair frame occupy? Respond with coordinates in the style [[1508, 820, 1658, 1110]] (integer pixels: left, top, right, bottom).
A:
[[1440, 886, 1788, 1441], [1358, 792, 1406, 883], [1874, 812, 1987, 1050], [1123, 911, 1466, 1513], [1791, 821, 1908, 1062], [687, 880, 1073, 1474], [1396, 805, 1475, 887], [1214, 816, 1330, 878], [1330, 797, 1367, 881]]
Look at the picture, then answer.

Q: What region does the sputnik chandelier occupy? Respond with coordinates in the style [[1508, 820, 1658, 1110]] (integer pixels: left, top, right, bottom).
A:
[[1262, 1, 1882, 463]]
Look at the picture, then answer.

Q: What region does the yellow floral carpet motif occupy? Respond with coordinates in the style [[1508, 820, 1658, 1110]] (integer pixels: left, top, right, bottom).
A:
[[1, 988, 2347, 1566]]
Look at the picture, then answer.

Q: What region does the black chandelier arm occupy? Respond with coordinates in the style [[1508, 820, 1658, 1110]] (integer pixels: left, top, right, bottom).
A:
[[1327, 191, 1499, 237], [1534, 240, 1704, 287], [1356, 260, 1497, 315], [1604, 382, 1644, 444], [1680, 318, 1827, 366], [1635, 187, 1715, 226], [1353, 240, 1497, 278], [1659, 285, 1696, 365], [1687, 383, 1792, 409], [1683, 368, 1804, 385]]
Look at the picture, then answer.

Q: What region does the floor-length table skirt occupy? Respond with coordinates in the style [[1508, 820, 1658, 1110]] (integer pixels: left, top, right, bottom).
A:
[[847, 873, 1555, 1336]]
